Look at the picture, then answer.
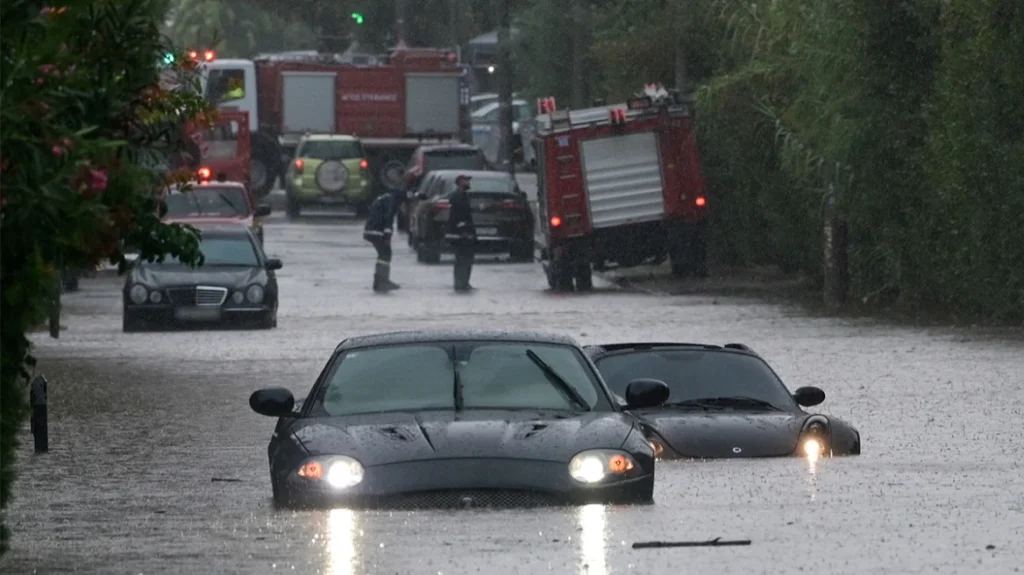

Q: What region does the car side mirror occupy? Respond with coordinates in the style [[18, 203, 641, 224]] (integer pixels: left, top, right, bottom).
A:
[[415, 191, 427, 200], [793, 386, 825, 407], [624, 379, 670, 409], [255, 204, 271, 217], [265, 258, 283, 271], [250, 387, 295, 417]]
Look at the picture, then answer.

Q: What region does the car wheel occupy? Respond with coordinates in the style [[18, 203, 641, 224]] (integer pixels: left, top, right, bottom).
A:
[[549, 254, 574, 292], [509, 238, 533, 262], [574, 260, 593, 291], [122, 313, 145, 333]]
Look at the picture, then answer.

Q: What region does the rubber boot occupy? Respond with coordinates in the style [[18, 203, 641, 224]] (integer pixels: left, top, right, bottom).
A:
[[382, 262, 400, 290], [373, 262, 392, 292]]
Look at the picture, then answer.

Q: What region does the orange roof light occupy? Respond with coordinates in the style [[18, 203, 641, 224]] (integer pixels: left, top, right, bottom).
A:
[[297, 461, 323, 479]]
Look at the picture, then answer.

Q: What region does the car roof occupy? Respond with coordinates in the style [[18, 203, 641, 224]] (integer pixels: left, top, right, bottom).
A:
[[419, 143, 481, 153], [428, 169, 511, 181], [583, 342, 759, 358], [301, 134, 360, 142], [336, 329, 578, 353]]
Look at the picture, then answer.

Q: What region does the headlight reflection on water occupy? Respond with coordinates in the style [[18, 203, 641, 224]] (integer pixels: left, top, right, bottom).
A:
[[576, 504, 607, 575], [326, 508, 359, 575]]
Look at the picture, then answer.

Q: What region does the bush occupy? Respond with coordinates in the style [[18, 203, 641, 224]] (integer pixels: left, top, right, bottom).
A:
[[0, 0, 212, 553]]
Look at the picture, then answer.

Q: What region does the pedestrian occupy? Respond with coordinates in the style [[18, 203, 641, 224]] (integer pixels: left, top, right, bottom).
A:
[[445, 174, 476, 292], [363, 188, 405, 292]]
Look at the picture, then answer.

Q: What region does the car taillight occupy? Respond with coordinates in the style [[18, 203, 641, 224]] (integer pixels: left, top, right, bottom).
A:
[[550, 216, 562, 227], [695, 196, 706, 207], [360, 160, 368, 169], [294, 159, 303, 174]]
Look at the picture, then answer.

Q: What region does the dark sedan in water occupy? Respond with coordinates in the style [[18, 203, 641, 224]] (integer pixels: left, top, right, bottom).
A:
[[584, 342, 861, 459], [408, 170, 534, 263], [249, 330, 670, 509], [122, 224, 281, 332]]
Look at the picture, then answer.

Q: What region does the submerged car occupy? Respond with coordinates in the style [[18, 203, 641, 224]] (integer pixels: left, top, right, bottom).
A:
[[249, 330, 671, 509], [284, 134, 372, 217], [122, 224, 281, 332], [584, 342, 861, 459], [408, 170, 534, 263], [161, 180, 271, 244]]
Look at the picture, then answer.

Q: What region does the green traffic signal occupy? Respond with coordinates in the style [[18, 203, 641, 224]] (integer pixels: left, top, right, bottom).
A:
[[163, 53, 175, 64], [351, 12, 363, 24]]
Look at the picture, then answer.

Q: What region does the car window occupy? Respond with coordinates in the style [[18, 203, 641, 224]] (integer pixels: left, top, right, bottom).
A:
[[592, 350, 796, 409], [467, 178, 513, 194], [424, 150, 485, 171], [321, 345, 455, 416], [459, 343, 601, 410], [430, 177, 449, 197], [164, 187, 250, 218], [155, 236, 259, 267], [296, 140, 364, 160], [417, 174, 435, 194], [315, 342, 607, 416], [206, 69, 245, 104], [515, 104, 533, 121]]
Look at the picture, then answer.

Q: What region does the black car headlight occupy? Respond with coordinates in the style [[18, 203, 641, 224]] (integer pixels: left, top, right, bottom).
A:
[[799, 415, 831, 457], [569, 449, 640, 484], [296, 455, 364, 489]]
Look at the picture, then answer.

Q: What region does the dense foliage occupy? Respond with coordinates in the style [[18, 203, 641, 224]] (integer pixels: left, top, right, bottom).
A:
[[167, 0, 317, 57], [0, 0, 212, 553], [517, 0, 1023, 319]]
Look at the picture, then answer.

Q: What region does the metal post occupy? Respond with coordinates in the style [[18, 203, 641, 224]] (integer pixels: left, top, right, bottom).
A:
[[823, 184, 849, 306], [495, 0, 513, 172], [49, 270, 61, 339], [30, 375, 48, 453]]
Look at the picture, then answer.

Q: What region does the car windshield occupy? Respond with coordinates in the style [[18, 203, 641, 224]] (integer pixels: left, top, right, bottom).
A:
[[163, 187, 249, 218], [154, 236, 258, 267], [424, 150, 485, 171], [315, 342, 605, 416], [297, 140, 364, 160], [592, 349, 796, 410]]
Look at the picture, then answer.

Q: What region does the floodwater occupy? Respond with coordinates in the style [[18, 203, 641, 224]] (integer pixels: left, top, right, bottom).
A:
[[3, 182, 1023, 574]]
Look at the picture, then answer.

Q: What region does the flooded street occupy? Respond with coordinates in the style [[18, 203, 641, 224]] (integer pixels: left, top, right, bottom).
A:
[[4, 185, 1024, 574]]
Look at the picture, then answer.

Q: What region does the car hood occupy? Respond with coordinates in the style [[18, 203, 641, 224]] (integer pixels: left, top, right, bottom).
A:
[[291, 410, 636, 467], [637, 410, 808, 458], [131, 264, 264, 289]]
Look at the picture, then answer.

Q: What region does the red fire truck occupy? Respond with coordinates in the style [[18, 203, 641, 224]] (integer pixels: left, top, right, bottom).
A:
[[532, 86, 709, 292], [196, 47, 467, 199]]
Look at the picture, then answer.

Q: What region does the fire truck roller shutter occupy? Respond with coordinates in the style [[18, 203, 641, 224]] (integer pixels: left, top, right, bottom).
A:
[[580, 131, 666, 229]]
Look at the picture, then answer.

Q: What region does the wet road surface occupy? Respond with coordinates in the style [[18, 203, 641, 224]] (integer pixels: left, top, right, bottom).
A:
[[4, 186, 1024, 574]]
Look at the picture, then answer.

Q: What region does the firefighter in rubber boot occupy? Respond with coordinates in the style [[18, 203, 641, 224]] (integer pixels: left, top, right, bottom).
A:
[[445, 175, 476, 292], [363, 188, 405, 292]]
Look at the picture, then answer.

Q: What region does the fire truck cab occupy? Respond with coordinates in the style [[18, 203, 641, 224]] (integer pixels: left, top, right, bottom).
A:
[[532, 86, 708, 291]]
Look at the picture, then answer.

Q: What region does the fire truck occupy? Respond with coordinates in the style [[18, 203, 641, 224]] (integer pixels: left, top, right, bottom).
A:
[[188, 109, 251, 189], [194, 47, 466, 200], [532, 86, 709, 292]]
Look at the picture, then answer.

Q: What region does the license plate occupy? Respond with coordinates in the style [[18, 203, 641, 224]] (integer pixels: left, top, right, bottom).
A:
[[477, 227, 497, 236], [174, 307, 221, 321]]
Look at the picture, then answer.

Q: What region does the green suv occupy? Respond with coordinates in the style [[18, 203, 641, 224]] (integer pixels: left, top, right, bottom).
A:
[[284, 134, 372, 216]]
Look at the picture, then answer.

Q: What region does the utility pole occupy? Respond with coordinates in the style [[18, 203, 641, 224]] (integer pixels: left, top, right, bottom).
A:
[[395, 0, 408, 48], [571, 0, 587, 108], [495, 0, 514, 174]]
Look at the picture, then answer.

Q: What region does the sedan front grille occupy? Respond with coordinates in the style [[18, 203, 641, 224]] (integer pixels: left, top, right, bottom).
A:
[[367, 490, 564, 510], [195, 286, 227, 306], [166, 286, 227, 306]]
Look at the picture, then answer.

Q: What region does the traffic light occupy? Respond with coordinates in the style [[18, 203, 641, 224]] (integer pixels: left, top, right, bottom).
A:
[[163, 52, 175, 65], [351, 12, 363, 24]]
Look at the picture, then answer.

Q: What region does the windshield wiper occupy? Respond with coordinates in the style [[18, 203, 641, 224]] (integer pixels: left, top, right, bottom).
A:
[[524, 349, 589, 411], [665, 396, 781, 411], [217, 192, 241, 215]]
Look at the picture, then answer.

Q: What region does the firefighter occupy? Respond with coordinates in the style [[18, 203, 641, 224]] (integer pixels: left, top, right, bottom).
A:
[[363, 188, 405, 292], [445, 175, 476, 292]]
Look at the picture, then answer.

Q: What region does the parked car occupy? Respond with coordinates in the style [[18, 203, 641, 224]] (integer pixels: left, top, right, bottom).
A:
[[161, 180, 271, 244], [397, 143, 490, 231], [284, 134, 372, 217], [248, 329, 670, 509], [122, 224, 281, 332], [583, 342, 862, 459], [407, 170, 534, 263]]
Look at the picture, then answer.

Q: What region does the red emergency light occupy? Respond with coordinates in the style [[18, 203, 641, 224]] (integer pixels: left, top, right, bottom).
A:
[[695, 196, 706, 207], [538, 97, 556, 114], [188, 50, 199, 61], [550, 216, 562, 227], [203, 50, 215, 61], [609, 108, 627, 124], [197, 167, 211, 180]]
